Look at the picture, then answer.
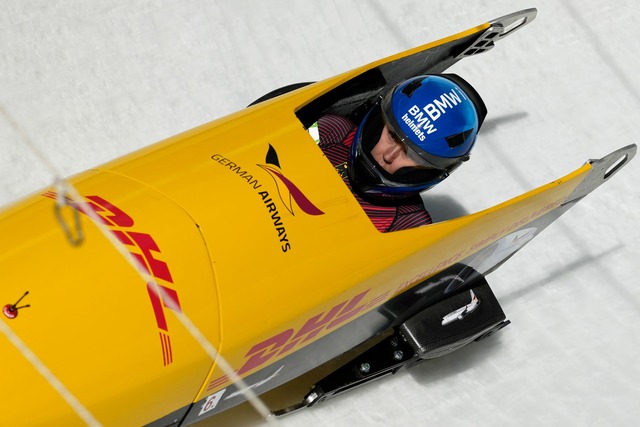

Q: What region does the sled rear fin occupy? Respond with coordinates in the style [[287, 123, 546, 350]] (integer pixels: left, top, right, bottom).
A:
[[378, 8, 538, 86], [455, 8, 537, 59], [566, 144, 637, 203], [296, 9, 537, 126]]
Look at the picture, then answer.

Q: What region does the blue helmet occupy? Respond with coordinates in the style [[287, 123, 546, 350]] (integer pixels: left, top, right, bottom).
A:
[[349, 74, 487, 203]]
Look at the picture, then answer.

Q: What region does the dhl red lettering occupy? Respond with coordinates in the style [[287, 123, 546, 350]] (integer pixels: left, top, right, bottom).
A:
[[42, 192, 111, 225], [159, 285, 181, 312], [160, 332, 173, 366], [41, 192, 182, 366], [147, 283, 182, 331], [236, 329, 294, 376], [207, 288, 388, 390], [85, 195, 134, 227], [278, 301, 347, 355], [207, 374, 231, 391], [109, 229, 173, 284], [42, 191, 77, 208], [43, 192, 134, 228], [74, 200, 112, 225], [147, 282, 169, 331], [42, 191, 57, 200], [127, 231, 173, 283], [111, 229, 133, 245], [326, 289, 370, 329], [88, 201, 180, 332], [361, 290, 390, 311]]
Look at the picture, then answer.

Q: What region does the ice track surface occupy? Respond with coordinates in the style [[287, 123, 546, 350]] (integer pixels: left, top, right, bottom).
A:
[[1, 1, 639, 426]]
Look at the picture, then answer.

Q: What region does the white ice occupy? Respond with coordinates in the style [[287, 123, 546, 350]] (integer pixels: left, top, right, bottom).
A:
[[1, 1, 639, 426]]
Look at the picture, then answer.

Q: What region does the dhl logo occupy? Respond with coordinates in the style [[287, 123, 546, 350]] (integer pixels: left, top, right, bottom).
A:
[[43, 192, 181, 366], [206, 288, 390, 392]]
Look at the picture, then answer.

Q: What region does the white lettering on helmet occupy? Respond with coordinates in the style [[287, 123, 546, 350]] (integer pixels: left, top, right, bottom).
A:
[[401, 113, 427, 141], [424, 103, 441, 121], [405, 89, 464, 135], [413, 110, 430, 128], [408, 105, 420, 115]]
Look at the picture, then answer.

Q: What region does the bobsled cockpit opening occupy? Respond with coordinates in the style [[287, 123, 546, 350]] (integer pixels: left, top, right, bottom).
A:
[[295, 68, 388, 128]]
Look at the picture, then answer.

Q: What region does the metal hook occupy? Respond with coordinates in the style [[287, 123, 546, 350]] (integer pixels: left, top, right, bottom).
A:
[[54, 185, 84, 246]]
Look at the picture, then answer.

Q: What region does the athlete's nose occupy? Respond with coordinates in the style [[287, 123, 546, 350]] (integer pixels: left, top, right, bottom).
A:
[[382, 142, 403, 164]]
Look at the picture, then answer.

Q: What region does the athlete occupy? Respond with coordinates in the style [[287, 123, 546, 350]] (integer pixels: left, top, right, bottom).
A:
[[316, 73, 486, 232]]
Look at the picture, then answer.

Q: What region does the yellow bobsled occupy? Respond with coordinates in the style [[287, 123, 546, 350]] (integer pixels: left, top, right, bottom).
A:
[[0, 8, 635, 427]]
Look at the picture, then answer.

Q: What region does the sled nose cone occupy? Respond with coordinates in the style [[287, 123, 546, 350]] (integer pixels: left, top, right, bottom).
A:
[[0, 174, 221, 426]]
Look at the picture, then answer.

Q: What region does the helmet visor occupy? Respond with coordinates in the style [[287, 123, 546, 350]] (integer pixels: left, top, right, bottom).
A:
[[380, 89, 471, 171], [357, 104, 448, 187]]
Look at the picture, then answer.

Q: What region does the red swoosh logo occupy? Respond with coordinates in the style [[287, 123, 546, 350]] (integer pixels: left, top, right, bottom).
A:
[[259, 164, 324, 216]]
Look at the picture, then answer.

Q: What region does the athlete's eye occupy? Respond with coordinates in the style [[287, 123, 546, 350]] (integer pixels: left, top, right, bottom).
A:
[[387, 129, 407, 152]]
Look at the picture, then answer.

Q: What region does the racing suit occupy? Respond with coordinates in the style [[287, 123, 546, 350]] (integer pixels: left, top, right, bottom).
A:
[[316, 114, 431, 232]]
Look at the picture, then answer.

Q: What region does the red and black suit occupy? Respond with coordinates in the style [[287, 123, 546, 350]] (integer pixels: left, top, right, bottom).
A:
[[317, 115, 432, 232]]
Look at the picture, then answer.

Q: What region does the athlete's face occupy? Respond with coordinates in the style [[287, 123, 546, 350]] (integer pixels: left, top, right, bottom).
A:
[[370, 125, 420, 173]]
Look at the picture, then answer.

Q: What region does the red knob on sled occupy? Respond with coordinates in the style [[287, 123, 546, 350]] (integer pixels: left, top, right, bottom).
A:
[[3, 304, 18, 319]]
